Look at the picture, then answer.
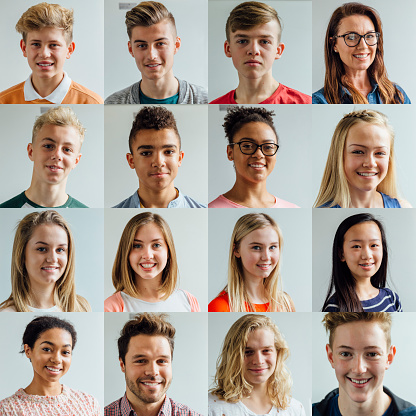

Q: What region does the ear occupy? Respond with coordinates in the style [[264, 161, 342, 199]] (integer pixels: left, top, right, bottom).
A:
[[233, 244, 241, 258], [174, 36, 181, 55], [177, 150, 184, 167], [73, 152, 81, 168], [331, 39, 338, 53], [339, 249, 345, 262], [20, 39, 27, 57], [275, 42, 285, 60], [24, 344, 32, 360], [224, 40, 232, 58], [119, 357, 126, 373], [227, 144, 234, 161], [66, 42, 75, 59], [128, 40, 134, 57], [385, 345, 396, 370], [126, 153, 135, 169], [326, 344, 335, 368], [27, 143, 34, 161]]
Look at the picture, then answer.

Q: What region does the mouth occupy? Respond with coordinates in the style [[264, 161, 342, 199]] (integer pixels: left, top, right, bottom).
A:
[[45, 366, 62, 374], [257, 263, 271, 270], [359, 263, 374, 270], [353, 53, 370, 60], [347, 377, 372, 387], [150, 171, 168, 178], [249, 163, 266, 170], [140, 263, 156, 270], [249, 367, 268, 373], [146, 63, 161, 69], [357, 172, 377, 177], [245, 60, 262, 66], [46, 165, 63, 172], [37, 62, 54, 68]]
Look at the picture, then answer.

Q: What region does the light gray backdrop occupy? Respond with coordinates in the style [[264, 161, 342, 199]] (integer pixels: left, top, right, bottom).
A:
[[208, 0, 312, 101], [208, 208, 312, 312]]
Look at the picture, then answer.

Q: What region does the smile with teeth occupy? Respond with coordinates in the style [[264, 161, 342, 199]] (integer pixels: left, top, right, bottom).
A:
[[140, 263, 156, 269], [41, 266, 59, 270], [47, 165, 63, 171], [38, 63, 54, 66], [146, 64, 160, 67], [357, 172, 377, 177], [353, 53, 370, 59], [141, 382, 161, 386], [348, 377, 371, 384], [46, 366, 61, 373], [249, 163, 265, 168]]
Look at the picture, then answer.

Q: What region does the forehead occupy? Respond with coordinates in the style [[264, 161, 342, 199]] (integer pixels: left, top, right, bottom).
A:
[[332, 321, 388, 349], [231, 20, 280, 39], [233, 122, 277, 143], [343, 221, 381, 243], [241, 226, 279, 245], [132, 128, 180, 149], [130, 19, 176, 41], [34, 124, 82, 148], [133, 222, 164, 240], [126, 334, 172, 357], [337, 14, 375, 33], [28, 223, 68, 244], [26, 27, 69, 43], [246, 327, 275, 347], [35, 327, 73, 347], [345, 123, 391, 147]]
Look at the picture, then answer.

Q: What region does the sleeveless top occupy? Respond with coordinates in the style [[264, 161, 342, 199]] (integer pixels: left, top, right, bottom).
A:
[[318, 192, 401, 208]]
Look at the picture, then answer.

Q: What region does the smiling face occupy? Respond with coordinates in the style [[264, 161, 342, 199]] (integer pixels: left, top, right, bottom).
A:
[[28, 124, 82, 187], [326, 321, 395, 407], [127, 128, 183, 193], [227, 122, 277, 185], [225, 21, 283, 80], [21, 27, 74, 85], [121, 334, 172, 406], [333, 15, 377, 77], [128, 20, 180, 82], [235, 226, 280, 282], [25, 223, 68, 288], [243, 328, 277, 387], [343, 122, 390, 196], [128, 222, 169, 284], [24, 328, 72, 386], [341, 221, 383, 282]]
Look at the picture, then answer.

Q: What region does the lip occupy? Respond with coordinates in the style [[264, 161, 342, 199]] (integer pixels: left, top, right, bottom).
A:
[[37, 61, 55, 69], [145, 63, 162, 69], [248, 368, 268, 373], [46, 165, 63, 172], [248, 163, 266, 170], [245, 60, 262, 66], [353, 53, 370, 61], [139, 263, 156, 271], [357, 172, 378, 177], [359, 263, 374, 270], [41, 266, 59, 272], [45, 366, 62, 375], [347, 376, 372, 387], [150, 172, 168, 178], [257, 264, 271, 270]]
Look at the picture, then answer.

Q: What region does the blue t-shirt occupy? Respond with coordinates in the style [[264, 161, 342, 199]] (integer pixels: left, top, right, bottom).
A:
[[318, 192, 401, 208], [327, 394, 394, 416]]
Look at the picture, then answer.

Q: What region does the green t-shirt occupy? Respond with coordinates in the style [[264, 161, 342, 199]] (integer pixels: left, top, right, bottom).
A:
[[0, 191, 88, 208], [139, 87, 179, 104]]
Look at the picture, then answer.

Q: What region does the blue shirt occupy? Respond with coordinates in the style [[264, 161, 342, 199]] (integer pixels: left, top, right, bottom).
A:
[[318, 192, 401, 208], [113, 188, 207, 208], [312, 81, 410, 104], [325, 394, 394, 416]]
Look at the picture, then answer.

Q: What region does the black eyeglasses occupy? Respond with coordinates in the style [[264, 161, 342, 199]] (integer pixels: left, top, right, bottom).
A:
[[333, 31, 380, 47], [230, 140, 279, 156]]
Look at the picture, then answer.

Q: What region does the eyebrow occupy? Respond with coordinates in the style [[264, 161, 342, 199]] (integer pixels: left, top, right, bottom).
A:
[[348, 239, 380, 243], [337, 345, 382, 350], [234, 33, 274, 39], [40, 341, 72, 348], [238, 138, 277, 144], [40, 137, 77, 146], [347, 144, 388, 149], [248, 241, 279, 245], [245, 345, 275, 350], [136, 144, 177, 151], [34, 241, 68, 246], [131, 354, 171, 359], [133, 37, 169, 43], [133, 238, 164, 243]]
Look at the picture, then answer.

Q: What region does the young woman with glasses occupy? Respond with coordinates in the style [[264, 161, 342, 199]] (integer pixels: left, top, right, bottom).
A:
[[313, 2, 410, 104], [208, 106, 299, 208]]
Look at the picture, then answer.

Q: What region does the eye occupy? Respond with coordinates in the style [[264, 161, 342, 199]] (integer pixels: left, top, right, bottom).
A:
[[136, 44, 147, 49], [269, 245, 278, 250], [62, 350, 71, 356], [370, 243, 379, 248], [366, 33, 375, 40], [63, 147, 73, 153], [351, 150, 364, 155], [251, 245, 261, 251], [135, 359, 147, 364], [260, 39, 271, 45], [351, 244, 361, 249], [375, 151, 387, 156], [346, 33, 358, 41], [133, 243, 142, 249], [42, 347, 52, 352], [56, 247, 66, 253], [158, 358, 170, 364], [240, 142, 254, 151], [139, 151, 152, 157], [164, 150, 175, 156], [340, 351, 352, 357], [43, 144, 54, 150], [153, 243, 162, 248], [36, 247, 47, 252], [245, 350, 254, 356], [263, 144, 275, 151], [367, 352, 380, 358], [157, 42, 167, 47], [31, 42, 41, 47], [236, 39, 248, 44]]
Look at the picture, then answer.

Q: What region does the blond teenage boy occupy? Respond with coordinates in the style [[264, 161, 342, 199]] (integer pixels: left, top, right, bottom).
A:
[[0, 2, 103, 104], [210, 1, 311, 104], [0, 106, 87, 208], [105, 1, 207, 104], [313, 313, 416, 416]]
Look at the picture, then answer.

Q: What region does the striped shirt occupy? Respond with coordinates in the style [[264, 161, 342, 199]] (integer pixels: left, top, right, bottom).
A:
[[105, 394, 202, 416], [324, 288, 402, 312]]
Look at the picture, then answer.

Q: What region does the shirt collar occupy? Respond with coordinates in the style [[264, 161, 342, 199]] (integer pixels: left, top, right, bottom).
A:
[[120, 394, 170, 416], [137, 188, 181, 208], [24, 71, 72, 103], [340, 78, 378, 97]]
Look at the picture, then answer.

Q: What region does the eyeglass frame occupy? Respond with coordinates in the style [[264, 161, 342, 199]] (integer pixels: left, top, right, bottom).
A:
[[332, 31, 380, 47], [229, 140, 279, 156]]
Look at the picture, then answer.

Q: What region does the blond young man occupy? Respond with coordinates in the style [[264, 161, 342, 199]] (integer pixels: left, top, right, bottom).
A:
[[105, 1, 207, 104], [0, 106, 87, 208], [210, 1, 311, 104], [313, 313, 416, 416], [0, 2, 103, 104]]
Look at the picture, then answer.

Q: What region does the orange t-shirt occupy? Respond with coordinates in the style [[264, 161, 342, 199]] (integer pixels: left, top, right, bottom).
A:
[[208, 291, 269, 312]]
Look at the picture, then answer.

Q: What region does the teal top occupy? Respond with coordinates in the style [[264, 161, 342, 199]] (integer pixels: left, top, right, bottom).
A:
[[0, 191, 87, 208]]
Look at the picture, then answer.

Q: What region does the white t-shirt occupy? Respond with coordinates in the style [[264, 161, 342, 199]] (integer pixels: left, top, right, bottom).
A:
[[208, 393, 306, 416], [0, 304, 62, 312]]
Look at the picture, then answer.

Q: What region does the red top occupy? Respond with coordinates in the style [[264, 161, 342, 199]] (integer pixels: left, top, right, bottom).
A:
[[208, 291, 269, 312], [210, 83, 311, 104]]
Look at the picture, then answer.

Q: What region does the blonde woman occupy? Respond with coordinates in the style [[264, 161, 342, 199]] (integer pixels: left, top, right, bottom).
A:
[[209, 314, 305, 416], [314, 109, 411, 208], [208, 213, 295, 312], [104, 212, 200, 312], [0, 210, 90, 312]]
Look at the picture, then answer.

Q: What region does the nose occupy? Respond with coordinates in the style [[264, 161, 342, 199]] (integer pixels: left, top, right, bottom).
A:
[[252, 145, 264, 158], [46, 250, 58, 263], [361, 245, 372, 260], [141, 245, 154, 260], [362, 153, 376, 168], [260, 249, 271, 261], [247, 40, 260, 56], [251, 351, 265, 365], [144, 361, 159, 376], [50, 351, 62, 364], [147, 44, 158, 60], [39, 45, 51, 58], [152, 151, 166, 167], [352, 355, 366, 375], [51, 147, 62, 161]]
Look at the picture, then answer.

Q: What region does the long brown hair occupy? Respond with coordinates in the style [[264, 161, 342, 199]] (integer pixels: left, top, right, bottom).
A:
[[323, 2, 404, 104]]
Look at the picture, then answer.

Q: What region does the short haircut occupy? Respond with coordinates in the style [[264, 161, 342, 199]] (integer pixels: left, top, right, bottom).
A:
[[128, 106, 180, 153], [118, 313, 175, 364], [32, 106, 85, 147], [223, 106, 278, 145], [125, 1, 176, 39], [21, 315, 77, 352], [16, 2, 74, 44], [323, 312, 392, 349], [225, 1, 282, 42]]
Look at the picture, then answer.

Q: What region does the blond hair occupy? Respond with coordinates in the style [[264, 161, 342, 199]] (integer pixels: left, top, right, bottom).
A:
[[223, 213, 292, 312], [226, 1, 282, 42], [314, 109, 398, 208], [0, 211, 90, 312], [16, 2, 74, 44], [32, 106, 85, 147], [125, 1, 176, 39], [323, 312, 392, 348], [112, 212, 178, 301], [211, 314, 292, 409]]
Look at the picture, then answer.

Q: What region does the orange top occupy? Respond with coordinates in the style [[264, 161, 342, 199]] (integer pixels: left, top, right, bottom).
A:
[[208, 291, 269, 312]]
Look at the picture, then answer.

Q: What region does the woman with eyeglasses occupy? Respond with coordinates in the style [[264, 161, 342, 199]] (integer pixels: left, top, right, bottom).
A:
[[313, 3, 410, 104], [208, 106, 299, 208]]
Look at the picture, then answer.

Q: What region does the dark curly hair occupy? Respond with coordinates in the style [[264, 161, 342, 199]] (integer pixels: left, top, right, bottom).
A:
[[129, 106, 181, 153], [223, 106, 278, 145]]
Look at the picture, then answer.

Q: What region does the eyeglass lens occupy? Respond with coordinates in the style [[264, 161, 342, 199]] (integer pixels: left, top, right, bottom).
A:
[[344, 32, 379, 47], [239, 142, 278, 156]]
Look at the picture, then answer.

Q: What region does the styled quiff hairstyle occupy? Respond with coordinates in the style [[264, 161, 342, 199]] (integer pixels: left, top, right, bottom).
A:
[[223, 106, 278, 145], [314, 109, 397, 208], [32, 106, 85, 147], [125, 1, 176, 39], [129, 106, 180, 153], [323, 312, 392, 348], [118, 313, 175, 363], [211, 314, 292, 409], [222, 213, 293, 312], [16, 2, 74, 44], [0, 210, 90, 312], [225, 1, 282, 42], [112, 212, 179, 301], [323, 2, 404, 104]]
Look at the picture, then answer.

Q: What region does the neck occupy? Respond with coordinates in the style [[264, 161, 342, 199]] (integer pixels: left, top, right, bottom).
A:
[[242, 384, 272, 414], [224, 180, 274, 208], [338, 387, 391, 416], [31, 73, 64, 98], [134, 274, 164, 302], [25, 378, 62, 397], [244, 275, 267, 304], [140, 73, 179, 99], [26, 178, 68, 207], [354, 279, 379, 301], [345, 70, 372, 95], [29, 284, 56, 309], [349, 189, 383, 208], [127, 391, 165, 416], [137, 186, 177, 208], [235, 73, 278, 104]]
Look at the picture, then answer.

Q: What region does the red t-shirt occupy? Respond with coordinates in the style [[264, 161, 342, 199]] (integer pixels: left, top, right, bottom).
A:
[[210, 83, 311, 104], [208, 291, 269, 312]]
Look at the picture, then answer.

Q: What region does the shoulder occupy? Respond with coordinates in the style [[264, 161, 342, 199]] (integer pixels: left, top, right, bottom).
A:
[[174, 191, 207, 208], [0, 305, 17, 312], [105, 83, 139, 104], [105, 396, 124, 414], [208, 195, 237, 208], [384, 386, 416, 414], [113, 192, 139, 208], [208, 393, 233, 415], [379, 288, 402, 312], [177, 79, 208, 104], [66, 386, 100, 410], [312, 389, 339, 416], [0, 81, 25, 104], [0, 192, 26, 208], [0, 390, 24, 412], [65, 81, 104, 104], [209, 90, 235, 104], [285, 397, 306, 416], [168, 397, 202, 415], [273, 196, 300, 208], [394, 84, 411, 104], [269, 84, 312, 104], [208, 292, 230, 312], [67, 195, 88, 208], [283, 292, 296, 312], [312, 87, 328, 104], [104, 292, 124, 312], [180, 289, 200, 312], [323, 293, 339, 312]]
